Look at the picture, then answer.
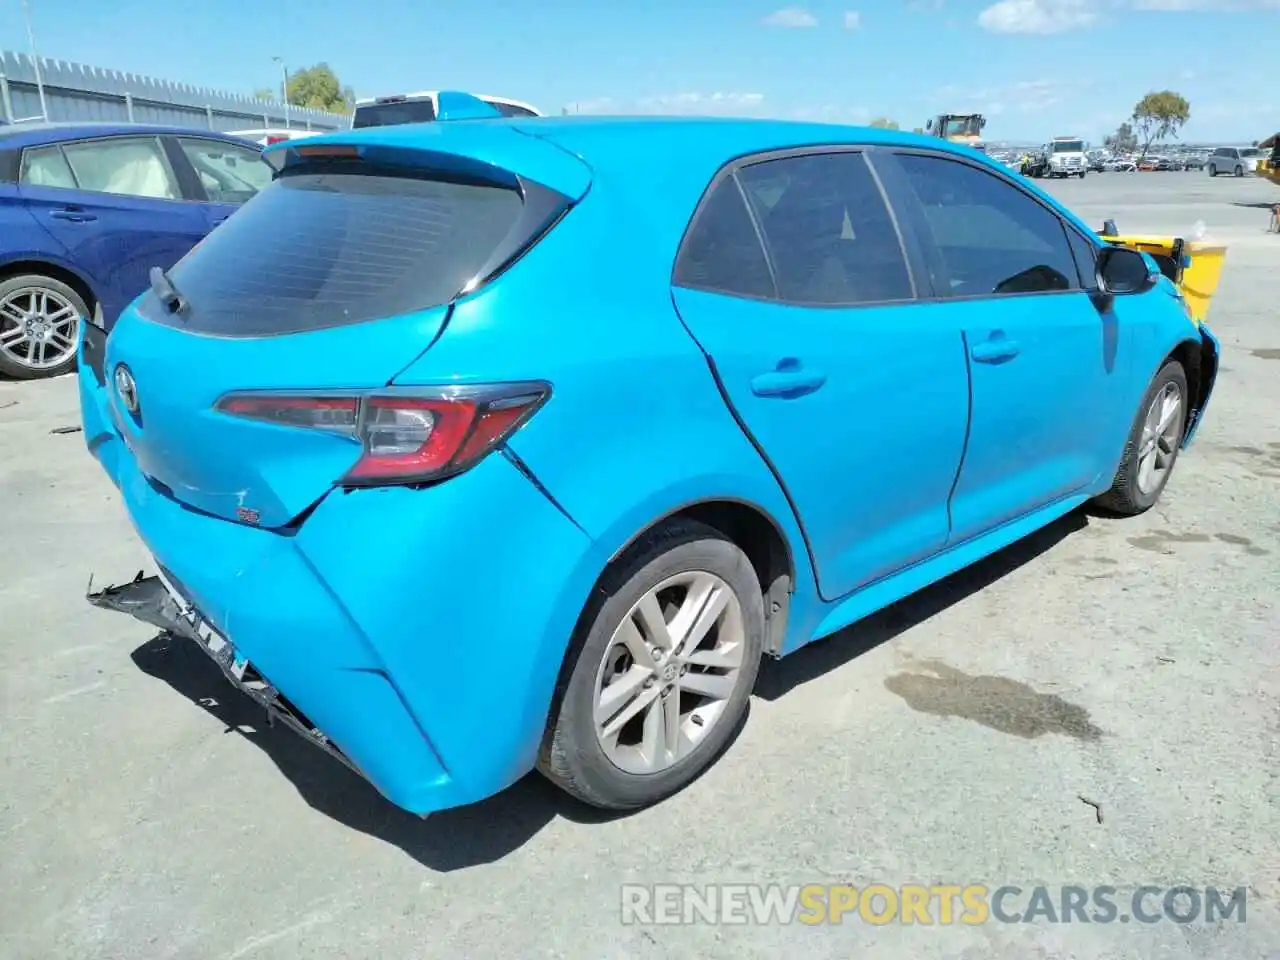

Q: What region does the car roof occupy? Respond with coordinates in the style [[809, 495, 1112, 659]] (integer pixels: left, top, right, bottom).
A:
[[0, 121, 258, 150], [308, 115, 1095, 234]]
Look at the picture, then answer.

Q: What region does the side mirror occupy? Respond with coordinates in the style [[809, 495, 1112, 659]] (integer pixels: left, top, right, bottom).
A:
[[1096, 245, 1158, 296]]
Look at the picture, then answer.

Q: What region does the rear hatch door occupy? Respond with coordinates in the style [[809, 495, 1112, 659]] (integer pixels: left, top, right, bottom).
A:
[[103, 128, 589, 528]]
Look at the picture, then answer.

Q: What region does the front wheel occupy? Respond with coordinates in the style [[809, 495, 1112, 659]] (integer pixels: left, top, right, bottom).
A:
[[539, 519, 765, 810], [1078, 171, 1087, 179], [1234, 165, 1244, 177], [1207, 165, 1217, 176], [0, 274, 86, 380], [1094, 360, 1189, 516]]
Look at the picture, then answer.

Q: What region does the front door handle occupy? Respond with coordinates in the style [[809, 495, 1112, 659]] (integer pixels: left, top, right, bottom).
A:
[[51, 207, 97, 223], [970, 336, 1020, 364], [750, 363, 827, 398]]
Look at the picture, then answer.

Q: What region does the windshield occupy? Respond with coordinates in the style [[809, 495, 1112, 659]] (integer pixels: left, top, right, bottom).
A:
[[1240, 148, 1262, 158], [942, 116, 983, 137], [1051, 140, 1084, 153], [352, 100, 436, 128]]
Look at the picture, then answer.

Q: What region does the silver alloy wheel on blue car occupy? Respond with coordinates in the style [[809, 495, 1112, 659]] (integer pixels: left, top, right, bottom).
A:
[[593, 570, 747, 775], [540, 519, 765, 810], [0, 275, 86, 380], [1094, 359, 1189, 516], [1135, 381, 1185, 497]]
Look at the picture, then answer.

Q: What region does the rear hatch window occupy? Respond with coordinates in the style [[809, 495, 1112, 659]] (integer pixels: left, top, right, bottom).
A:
[[138, 164, 538, 337]]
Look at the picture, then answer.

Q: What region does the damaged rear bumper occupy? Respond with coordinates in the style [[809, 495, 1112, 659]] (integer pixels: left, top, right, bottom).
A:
[[88, 571, 365, 783]]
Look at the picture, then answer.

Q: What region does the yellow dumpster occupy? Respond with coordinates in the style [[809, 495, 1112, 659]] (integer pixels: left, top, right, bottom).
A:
[[1101, 233, 1228, 325]]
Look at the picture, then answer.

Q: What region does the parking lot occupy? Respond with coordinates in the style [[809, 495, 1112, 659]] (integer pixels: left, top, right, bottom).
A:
[[2, 171, 1278, 960]]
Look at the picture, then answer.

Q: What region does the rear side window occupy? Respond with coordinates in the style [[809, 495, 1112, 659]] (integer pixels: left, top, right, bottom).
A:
[[738, 152, 913, 306], [20, 145, 77, 189], [352, 101, 436, 128], [674, 178, 775, 299], [144, 169, 526, 335], [897, 153, 1079, 297]]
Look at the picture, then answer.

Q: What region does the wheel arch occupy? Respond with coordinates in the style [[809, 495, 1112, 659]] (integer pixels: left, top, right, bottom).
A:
[[603, 497, 797, 657], [0, 257, 100, 315], [1170, 332, 1218, 443]]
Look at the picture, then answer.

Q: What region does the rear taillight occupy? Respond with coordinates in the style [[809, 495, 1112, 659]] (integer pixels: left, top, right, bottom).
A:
[[215, 383, 549, 486]]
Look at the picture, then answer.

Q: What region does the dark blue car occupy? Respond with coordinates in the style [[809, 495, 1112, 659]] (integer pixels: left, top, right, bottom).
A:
[[0, 122, 272, 379]]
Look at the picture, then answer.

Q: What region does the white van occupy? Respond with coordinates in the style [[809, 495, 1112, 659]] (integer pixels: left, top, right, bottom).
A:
[[351, 92, 542, 128], [226, 128, 324, 147]]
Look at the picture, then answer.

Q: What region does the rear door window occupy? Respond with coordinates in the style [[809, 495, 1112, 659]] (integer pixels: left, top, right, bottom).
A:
[[142, 168, 527, 335], [60, 136, 181, 200], [737, 152, 914, 306], [674, 177, 775, 299]]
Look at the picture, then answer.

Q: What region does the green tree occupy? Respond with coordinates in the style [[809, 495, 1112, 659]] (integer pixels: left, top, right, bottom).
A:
[[1131, 91, 1190, 159], [252, 87, 275, 102], [286, 63, 356, 115], [911, 126, 924, 134], [1103, 121, 1137, 154], [869, 116, 899, 129]]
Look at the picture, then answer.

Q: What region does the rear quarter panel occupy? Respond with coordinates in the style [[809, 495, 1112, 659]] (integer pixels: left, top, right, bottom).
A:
[[391, 169, 823, 650]]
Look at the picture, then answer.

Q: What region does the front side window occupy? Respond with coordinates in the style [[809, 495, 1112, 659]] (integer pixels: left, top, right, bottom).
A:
[[59, 137, 180, 200], [897, 153, 1079, 297], [20, 145, 77, 189], [177, 138, 273, 203], [736, 152, 913, 306]]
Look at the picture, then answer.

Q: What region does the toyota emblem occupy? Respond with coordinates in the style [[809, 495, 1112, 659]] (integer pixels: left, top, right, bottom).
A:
[[114, 364, 139, 414]]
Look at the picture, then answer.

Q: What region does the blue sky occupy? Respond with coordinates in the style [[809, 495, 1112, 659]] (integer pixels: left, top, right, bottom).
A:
[[1, 0, 1275, 142]]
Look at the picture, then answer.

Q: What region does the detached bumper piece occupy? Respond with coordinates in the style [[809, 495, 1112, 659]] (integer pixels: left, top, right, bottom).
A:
[[87, 571, 364, 782]]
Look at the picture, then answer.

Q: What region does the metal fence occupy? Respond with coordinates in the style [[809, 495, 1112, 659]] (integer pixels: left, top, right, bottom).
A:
[[0, 50, 349, 133]]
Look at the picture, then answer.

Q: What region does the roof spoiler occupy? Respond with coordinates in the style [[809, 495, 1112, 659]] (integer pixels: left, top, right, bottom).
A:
[[435, 91, 503, 122]]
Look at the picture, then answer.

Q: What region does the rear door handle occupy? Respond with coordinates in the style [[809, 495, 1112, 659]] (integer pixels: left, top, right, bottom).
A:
[[750, 368, 827, 398], [970, 337, 1020, 363], [50, 208, 97, 223]]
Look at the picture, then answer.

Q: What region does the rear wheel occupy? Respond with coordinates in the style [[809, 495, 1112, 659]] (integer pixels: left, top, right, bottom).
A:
[[1094, 360, 1189, 516], [539, 519, 765, 810], [0, 274, 86, 380]]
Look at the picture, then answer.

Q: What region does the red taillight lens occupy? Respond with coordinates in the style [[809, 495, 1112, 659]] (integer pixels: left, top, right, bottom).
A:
[[215, 384, 549, 486]]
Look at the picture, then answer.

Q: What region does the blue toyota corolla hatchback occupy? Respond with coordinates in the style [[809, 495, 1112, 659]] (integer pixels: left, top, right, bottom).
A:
[[82, 114, 1219, 816]]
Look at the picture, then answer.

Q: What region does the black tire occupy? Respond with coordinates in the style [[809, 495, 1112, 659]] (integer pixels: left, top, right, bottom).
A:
[[1094, 360, 1189, 516], [1234, 165, 1244, 177], [1079, 171, 1087, 179], [1208, 165, 1217, 177], [539, 519, 765, 811], [0, 273, 87, 380]]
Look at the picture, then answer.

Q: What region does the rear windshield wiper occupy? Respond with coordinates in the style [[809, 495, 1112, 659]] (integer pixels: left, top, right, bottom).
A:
[[149, 266, 188, 315]]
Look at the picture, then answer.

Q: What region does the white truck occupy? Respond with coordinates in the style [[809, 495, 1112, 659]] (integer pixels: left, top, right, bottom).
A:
[[1044, 136, 1088, 179]]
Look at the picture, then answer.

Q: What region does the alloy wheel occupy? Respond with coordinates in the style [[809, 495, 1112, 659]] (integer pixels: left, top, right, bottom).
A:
[[1136, 381, 1185, 496], [593, 570, 746, 775], [0, 286, 81, 372]]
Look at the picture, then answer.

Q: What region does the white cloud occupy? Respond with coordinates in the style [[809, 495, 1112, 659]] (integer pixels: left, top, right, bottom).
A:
[[792, 104, 872, 123], [1130, 0, 1279, 8], [977, 0, 1098, 33], [762, 6, 819, 26], [565, 93, 768, 117], [844, 10, 862, 27]]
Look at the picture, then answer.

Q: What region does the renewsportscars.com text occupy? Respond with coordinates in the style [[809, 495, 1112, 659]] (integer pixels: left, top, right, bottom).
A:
[[620, 884, 1248, 926]]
